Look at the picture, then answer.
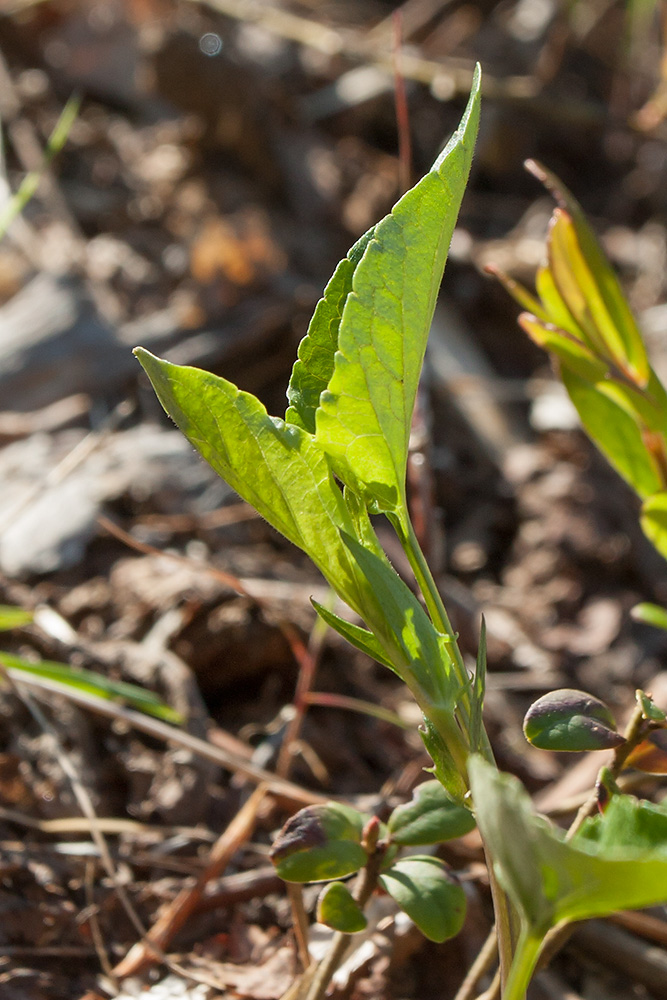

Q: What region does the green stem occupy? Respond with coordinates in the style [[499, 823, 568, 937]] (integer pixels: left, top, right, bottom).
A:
[[394, 511, 500, 764], [304, 839, 385, 1000], [502, 927, 543, 1000], [394, 507, 517, 988], [397, 514, 465, 666]]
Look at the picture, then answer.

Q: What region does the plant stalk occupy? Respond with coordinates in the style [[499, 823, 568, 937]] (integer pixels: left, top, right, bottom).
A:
[[501, 928, 542, 1000], [395, 509, 517, 988]]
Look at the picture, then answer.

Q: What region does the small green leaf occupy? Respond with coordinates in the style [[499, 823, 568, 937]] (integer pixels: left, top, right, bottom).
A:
[[0, 605, 33, 631], [641, 492, 667, 561], [534, 263, 581, 341], [0, 652, 181, 723], [379, 855, 466, 943], [637, 688, 667, 722], [470, 755, 667, 937], [388, 780, 475, 846], [314, 67, 481, 512], [317, 881, 367, 933], [310, 600, 395, 671], [419, 717, 468, 805], [631, 603, 667, 633], [270, 802, 368, 883], [0, 93, 81, 239], [523, 689, 624, 752]]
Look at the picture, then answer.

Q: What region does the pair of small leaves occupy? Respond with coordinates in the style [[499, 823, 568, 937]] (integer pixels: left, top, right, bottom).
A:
[[271, 781, 475, 881], [316, 856, 466, 944], [271, 781, 474, 942], [470, 756, 667, 941]]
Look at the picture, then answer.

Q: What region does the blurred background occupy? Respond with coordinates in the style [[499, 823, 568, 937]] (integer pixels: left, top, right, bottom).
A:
[[4, 2, 667, 998]]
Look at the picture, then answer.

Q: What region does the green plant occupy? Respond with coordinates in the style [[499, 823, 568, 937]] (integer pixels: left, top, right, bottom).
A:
[[135, 67, 667, 999]]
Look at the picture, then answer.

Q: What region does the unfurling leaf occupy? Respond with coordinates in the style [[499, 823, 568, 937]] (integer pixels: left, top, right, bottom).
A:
[[317, 881, 367, 933], [523, 688, 624, 752], [270, 802, 367, 883], [388, 780, 475, 846], [379, 855, 466, 942]]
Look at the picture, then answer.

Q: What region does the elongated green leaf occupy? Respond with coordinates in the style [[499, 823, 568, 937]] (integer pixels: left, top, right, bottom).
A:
[[590, 369, 667, 435], [314, 67, 481, 512], [271, 802, 367, 883], [388, 780, 475, 846], [134, 349, 376, 620], [0, 652, 181, 723], [470, 756, 667, 937], [526, 159, 649, 386], [317, 881, 367, 933], [519, 315, 608, 384], [379, 855, 466, 942], [636, 688, 667, 722], [0, 605, 33, 631], [641, 492, 667, 560], [340, 533, 456, 707], [310, 599, 395, 671], [562, 367, 662, 498], [286, 228, 376, 433]]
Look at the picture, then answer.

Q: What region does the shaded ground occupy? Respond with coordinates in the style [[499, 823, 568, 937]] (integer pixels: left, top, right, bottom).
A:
[[2, 2, 667, 998]]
